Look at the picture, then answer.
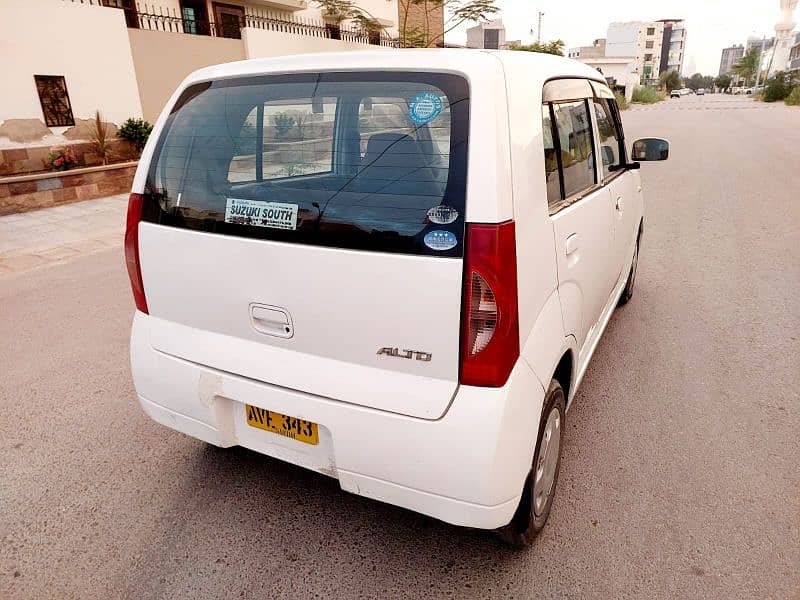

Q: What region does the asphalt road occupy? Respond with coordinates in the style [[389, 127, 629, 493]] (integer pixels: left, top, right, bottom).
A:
[[1, 95, 798, 599]]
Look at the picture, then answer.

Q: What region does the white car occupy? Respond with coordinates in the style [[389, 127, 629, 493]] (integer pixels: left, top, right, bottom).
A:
[[126, 50, 668, 545]]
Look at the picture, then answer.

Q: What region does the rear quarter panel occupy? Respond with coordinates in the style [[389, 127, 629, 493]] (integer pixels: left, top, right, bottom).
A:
[[496, 53, 562, 388]]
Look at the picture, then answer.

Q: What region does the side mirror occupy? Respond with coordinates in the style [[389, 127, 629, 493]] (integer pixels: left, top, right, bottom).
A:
[[632, 138, 669, 161]]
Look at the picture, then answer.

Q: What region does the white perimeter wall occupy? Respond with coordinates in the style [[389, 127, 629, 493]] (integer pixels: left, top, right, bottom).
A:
[[243, 27, 390, 58], [0, 0, 143, 128]]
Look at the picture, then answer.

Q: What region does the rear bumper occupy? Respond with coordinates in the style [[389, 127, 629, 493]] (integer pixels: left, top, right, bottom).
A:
[[130, 312, 545, 529]]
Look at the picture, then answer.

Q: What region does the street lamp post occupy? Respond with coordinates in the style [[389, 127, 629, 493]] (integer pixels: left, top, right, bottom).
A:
[[537, 11, 544, 43]]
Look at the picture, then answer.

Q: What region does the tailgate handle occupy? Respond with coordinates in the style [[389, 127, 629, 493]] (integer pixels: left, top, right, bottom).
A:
[[250, 304, 293, 338]]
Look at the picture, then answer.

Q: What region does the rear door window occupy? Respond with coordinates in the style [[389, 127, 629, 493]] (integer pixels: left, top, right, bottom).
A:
[[550, 100, 596, 199], [144, 73, 469, 257], [591, 99, 623, 180]]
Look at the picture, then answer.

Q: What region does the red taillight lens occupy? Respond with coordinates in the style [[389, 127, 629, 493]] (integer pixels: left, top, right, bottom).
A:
[[124, 193, 148, 314], [460, 221, 519, 387]]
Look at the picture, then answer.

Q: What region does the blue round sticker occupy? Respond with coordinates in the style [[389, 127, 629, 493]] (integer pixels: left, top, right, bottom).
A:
[[409, 92, 444, 125], [424, 230, 457, 251]]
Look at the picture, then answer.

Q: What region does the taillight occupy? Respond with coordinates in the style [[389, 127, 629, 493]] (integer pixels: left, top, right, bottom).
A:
[[124, 193, 148, 314], [460, 221, 519, 387]]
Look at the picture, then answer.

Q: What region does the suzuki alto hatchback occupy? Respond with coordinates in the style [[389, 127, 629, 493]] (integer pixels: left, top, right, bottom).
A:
[[126, 50, 668, 545]]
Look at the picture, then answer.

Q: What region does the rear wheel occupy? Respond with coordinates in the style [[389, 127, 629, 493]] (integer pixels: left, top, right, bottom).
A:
[[497, 380, 565, 547]]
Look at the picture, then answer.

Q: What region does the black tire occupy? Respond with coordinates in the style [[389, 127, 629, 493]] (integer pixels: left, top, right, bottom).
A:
[[497, 380, 566, 548], [617, 234, 640, 306]]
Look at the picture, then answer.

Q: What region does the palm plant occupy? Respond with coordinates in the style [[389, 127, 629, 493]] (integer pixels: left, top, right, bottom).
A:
[[87, 109, 112, 165]]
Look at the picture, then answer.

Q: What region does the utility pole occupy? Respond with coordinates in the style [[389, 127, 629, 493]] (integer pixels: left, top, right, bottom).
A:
[[537, 11, 544, 43]]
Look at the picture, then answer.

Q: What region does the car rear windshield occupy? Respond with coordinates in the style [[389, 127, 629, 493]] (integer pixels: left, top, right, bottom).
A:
[[143, 72, 469, 257]]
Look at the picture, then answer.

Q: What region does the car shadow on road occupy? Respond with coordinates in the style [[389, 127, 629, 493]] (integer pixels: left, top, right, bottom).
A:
[[119, 433, 554, 597]]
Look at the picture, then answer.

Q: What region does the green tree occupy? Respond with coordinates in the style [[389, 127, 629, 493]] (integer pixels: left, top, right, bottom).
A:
[[715, 74, 732, 90], [509, 39, 565, 56], [685, 73, 705, 91], [660, 69, 682, 92], [702, 75, 715, 90], [731, 47, 760, 86], [314, 0, 390, 40]]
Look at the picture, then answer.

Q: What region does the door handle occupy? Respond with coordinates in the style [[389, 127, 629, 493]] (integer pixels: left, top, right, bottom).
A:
[[250, 304, 294, 338], [615, 196, 624, 213], [565, 233, 579, 256]]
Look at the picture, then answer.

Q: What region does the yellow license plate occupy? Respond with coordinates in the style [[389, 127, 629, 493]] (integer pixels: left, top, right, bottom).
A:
[[245, 405, 319, 445]]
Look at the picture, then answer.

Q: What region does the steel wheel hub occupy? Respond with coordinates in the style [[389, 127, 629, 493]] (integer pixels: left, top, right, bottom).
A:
[[533, 407, 561, 517]]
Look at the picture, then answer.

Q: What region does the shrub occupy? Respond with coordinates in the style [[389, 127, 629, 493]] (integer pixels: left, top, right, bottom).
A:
[[118, 117, 153, 153], [273, 113, 295, 138], [786, 86, 800, 106], [631, 86, 663, 104], [614, 90, 629, 110], [762, 71, 793, 102]]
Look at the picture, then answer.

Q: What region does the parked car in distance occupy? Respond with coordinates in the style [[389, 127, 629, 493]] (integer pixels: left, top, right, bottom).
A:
[[125, 50, 669, 547], [670, 89, 682, 98], [696, 88, 705, 95]]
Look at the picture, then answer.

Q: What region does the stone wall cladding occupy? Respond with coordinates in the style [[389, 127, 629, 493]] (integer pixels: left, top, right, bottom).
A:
[[0, 165, 135, 216], [398, 0, 445, 47], [0, 139, 137, 177]]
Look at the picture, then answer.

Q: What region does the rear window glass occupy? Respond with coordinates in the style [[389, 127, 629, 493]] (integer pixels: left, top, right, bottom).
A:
[[143, 72, 469, 257]]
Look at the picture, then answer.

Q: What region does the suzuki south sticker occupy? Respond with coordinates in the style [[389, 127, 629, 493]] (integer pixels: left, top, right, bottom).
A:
[[426, 204, 459, 225], [424, 230, 457, 251], [225, 198, 298, 230], [409, 92, 444, 125]]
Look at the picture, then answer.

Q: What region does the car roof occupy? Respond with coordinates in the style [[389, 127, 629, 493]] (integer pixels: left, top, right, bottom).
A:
[[180, 49, 605, 89]]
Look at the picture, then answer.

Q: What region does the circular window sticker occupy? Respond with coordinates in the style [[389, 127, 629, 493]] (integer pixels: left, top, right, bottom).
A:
[[424, 230, 458, 251], [426, 205, 459, 225], [409, 92, 444, 125]]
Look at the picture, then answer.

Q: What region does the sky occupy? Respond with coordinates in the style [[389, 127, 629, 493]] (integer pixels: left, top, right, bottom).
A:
[[446, 0, 788, 75]]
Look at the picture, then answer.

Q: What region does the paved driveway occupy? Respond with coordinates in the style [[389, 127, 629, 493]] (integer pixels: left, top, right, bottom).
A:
[[0, 194, 126, 276]]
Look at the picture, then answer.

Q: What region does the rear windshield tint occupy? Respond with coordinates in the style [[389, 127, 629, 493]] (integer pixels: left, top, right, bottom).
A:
[[143, 72, 470, 257]]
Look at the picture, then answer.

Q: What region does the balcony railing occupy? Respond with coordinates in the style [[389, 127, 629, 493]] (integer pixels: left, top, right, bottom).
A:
[[65, 0, 402, 47]]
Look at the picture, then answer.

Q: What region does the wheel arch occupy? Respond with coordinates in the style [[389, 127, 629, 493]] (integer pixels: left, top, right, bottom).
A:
[[551, 349, 575, 406]]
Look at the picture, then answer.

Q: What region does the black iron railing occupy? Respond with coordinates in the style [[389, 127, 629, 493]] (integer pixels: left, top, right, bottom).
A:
[[64, 0, 402, 47]]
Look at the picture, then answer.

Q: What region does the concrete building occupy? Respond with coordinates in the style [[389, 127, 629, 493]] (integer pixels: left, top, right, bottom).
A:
[[769, 0, 798, 76], [747, 37, 777, 79], [0, 0, 426, 161], [606, 20, 667, 85], [788, 31, 800, 72], [465, 19, 508, 50], [567, 39, 606, 59], [658, 19, 687, 76], [719, 44, 745, 76]]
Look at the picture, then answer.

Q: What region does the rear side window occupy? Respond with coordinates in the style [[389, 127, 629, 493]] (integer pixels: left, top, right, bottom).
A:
[[550, 101, 596, 199], [144, 72, 469, 257], [541, 105, 561, 207], [591, 98, 623, 179]]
